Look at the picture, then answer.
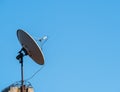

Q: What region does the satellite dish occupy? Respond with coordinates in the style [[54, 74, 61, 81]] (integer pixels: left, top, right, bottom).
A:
[[16, 29, 45, 92], [2, 29, 46, 92], [17, 29, 44, 65]]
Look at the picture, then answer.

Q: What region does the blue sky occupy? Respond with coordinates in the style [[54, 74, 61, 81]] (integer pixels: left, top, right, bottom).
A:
[[0, 0, 120, 92]]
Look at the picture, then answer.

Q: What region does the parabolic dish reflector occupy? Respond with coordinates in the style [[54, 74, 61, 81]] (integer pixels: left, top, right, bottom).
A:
[[17, 29, 44, 65]]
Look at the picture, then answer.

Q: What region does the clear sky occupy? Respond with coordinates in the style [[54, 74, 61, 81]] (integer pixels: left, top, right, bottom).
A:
[[0, 0, 120, 92]]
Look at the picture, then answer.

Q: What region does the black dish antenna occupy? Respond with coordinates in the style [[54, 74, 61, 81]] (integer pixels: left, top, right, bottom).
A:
[[2, 29, 46, 92]]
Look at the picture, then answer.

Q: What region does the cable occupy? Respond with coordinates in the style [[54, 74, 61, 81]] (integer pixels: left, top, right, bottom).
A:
[[25, 65, 45, 81]]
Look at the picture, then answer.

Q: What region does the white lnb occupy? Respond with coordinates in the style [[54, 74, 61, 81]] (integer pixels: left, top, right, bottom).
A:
[[42, 36, 48, 40], [39, 36, 48, 42]]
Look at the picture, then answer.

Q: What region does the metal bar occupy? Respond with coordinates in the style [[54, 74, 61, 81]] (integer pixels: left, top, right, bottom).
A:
[[21, 58, 24, 92]]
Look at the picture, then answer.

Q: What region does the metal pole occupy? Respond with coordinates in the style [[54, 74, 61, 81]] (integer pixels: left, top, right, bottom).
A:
[[16, 48, 28, 92], [16, 53, 24, 92], [21, 57, 24, 92]]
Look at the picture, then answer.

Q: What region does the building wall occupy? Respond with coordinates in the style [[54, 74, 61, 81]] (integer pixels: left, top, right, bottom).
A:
[[2, 87, 34, 92]]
